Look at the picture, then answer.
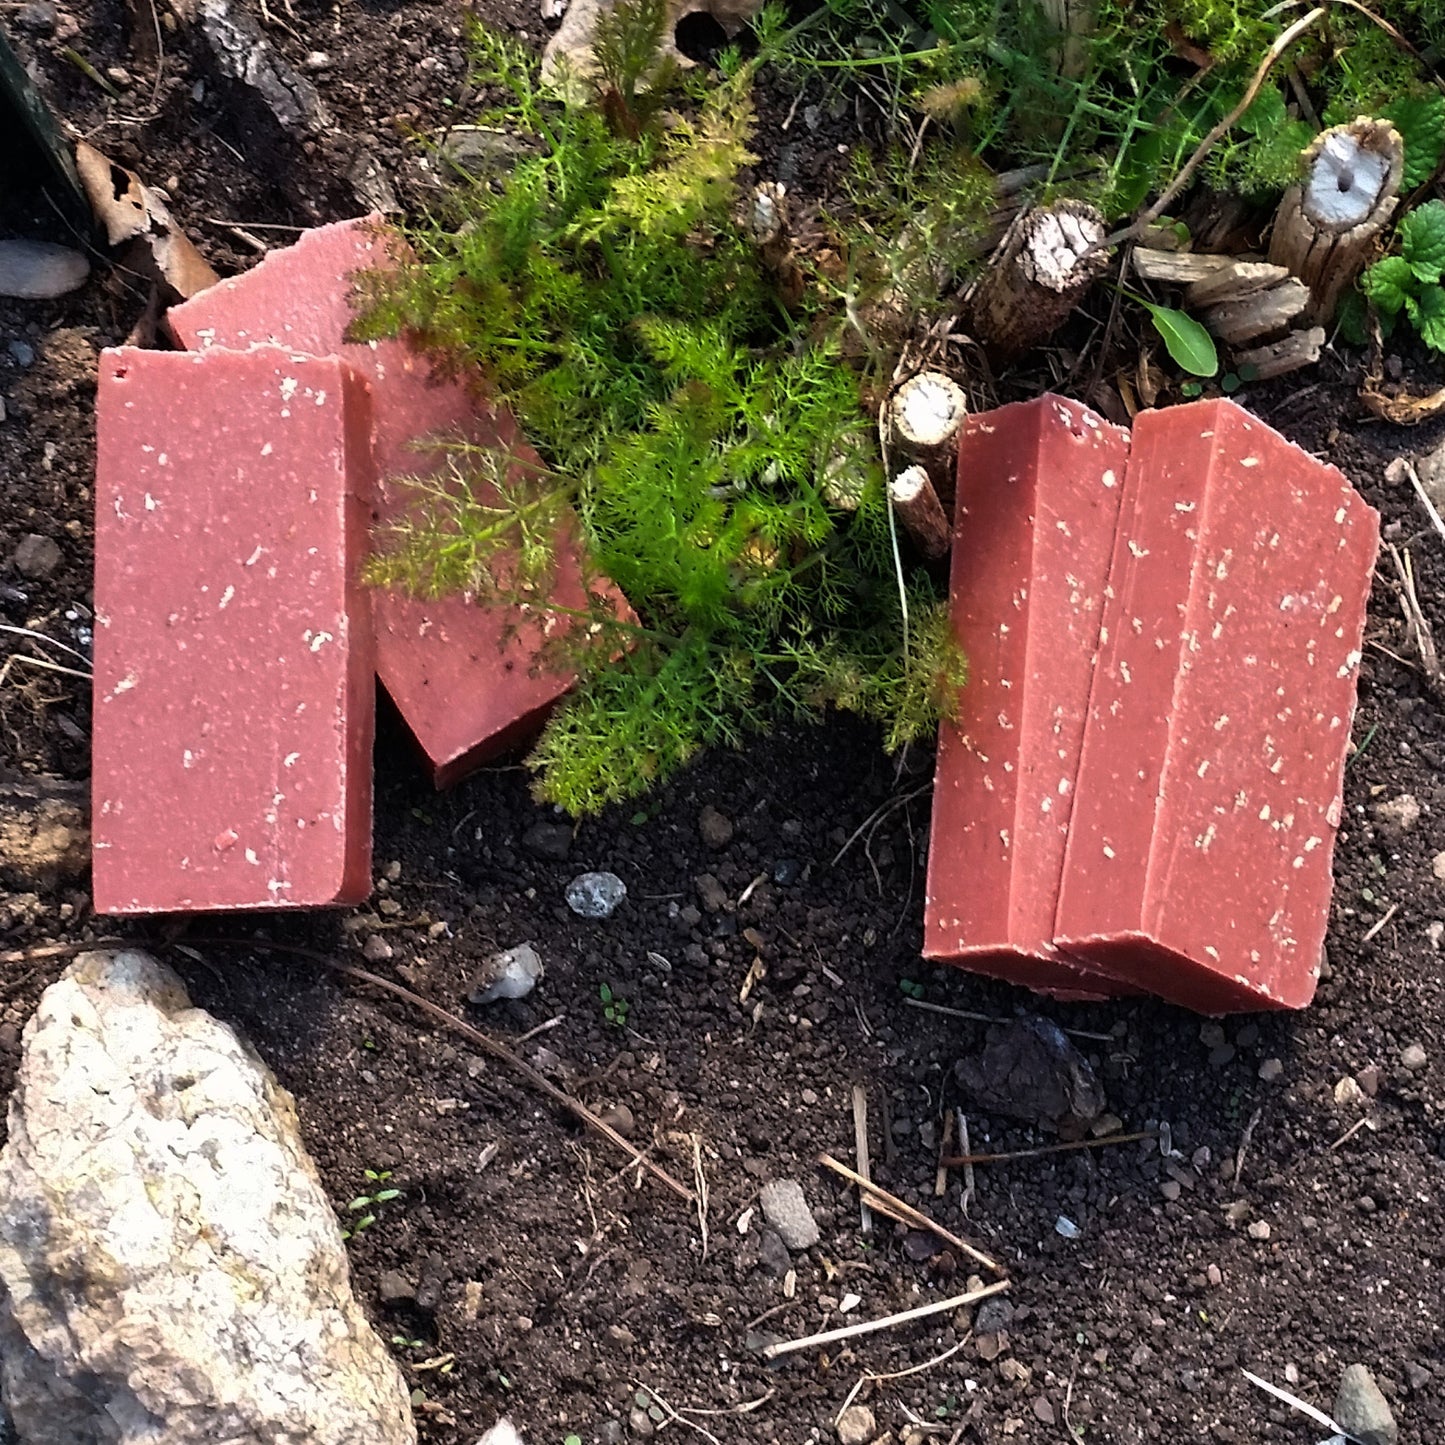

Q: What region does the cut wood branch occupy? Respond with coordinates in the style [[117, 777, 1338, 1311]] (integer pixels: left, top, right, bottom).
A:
[[972, 202, 1109, 360], [1268, 118, 1404, 325], [1185, 261, 1292, 309], [816, 1151, 1005, 1276], [887, 370, 967, 502], [760, 1280, 1010, 1361], [1130, 249, 1232, 286], [852, 1086, 874, 1235], [889, 467, 951, 559]]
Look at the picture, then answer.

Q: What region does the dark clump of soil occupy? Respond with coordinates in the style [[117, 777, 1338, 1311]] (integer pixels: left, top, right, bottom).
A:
[[3, 2, 1445, 1442]]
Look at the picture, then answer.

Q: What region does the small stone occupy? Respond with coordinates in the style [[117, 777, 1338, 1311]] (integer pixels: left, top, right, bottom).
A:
[[1404, 1361, 1432, 1394], [11, 534, 62, 579], [377, 897, 402, 917], [694, 873, 729, 913], [1032, 1396, 1056, 1426], [361, 934, 393, 963], [7, 339, 35, 367], [468, 943, 543, 1003], [1357, 1064, 1381, 1097], [106, 64, 133, 85], [600, 1103, 636, 1137], [836, 1405, 877, 1444], [1223, 1201, 1250, 1226], [759, 1179, 820, 1251], [697, 804, 734, 849], [15, 1, 57, 29], [1334, 1364, 1399, 1445], [757, 1228, 790, 1277], [771, 857, 801, 885], [974, 1298, 1015, 1335], [1373, 794, 1421, 833], [1159, 1180, 1182, 1202], [999, 1358, 1032, 1386], [1259, 1057, 1283, 1082], [1334, 1075, 1368, 1108], [1432, 852, 1445, 882], [1284, 1363, 1299, 1385], [1430, 921, 1445, 949], [1208, 1044, 1236, 1068], [1206, 1264, 1222, 1287], [1055, 1216, 1080, 1239], [598, 1422, 625, 1445], [1247, 1220, 1271, 1241], [0, 240, 87, 300], [1199, 1022, 1227, 1049], [607, 1324, 637, 1347], [1234, 1023, 1260, 1048], [521, 820, 572, 861], [1401, 1043, 1428, 1072], [378, 1269, 416, 1305], [628, 1404, 656, 1437], [565, 871, 626, 918], [461, 1280, 483, 1319], [302, 49, 331, 68]]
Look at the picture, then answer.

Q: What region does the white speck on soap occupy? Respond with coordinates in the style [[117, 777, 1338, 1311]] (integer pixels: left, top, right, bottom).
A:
[[307, 631, 334, 652], [260, 442, 273, 457], [1102, 844, 1116, 859], [245, 545, 264, 565], [1240, 457, 1259, 468], [113, 672, 138, 695], [1337, 649, 1362, 677], [314, 389, 327, 405], [157, 453, 168, 467], [1102, 469, 1117, 488], [219, 585, 235, 609], [280, 377, 298, 401], [1127, 540, 1149, 558], [144, 493, 158, 511], [1214, 714, 1229, 730]]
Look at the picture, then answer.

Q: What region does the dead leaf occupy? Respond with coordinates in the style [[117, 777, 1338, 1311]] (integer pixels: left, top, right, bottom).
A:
[[75, 140, 218, 300], [1361, 381, 1445, 426]]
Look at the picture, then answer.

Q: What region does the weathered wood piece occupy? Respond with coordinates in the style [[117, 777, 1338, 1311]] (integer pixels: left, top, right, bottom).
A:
[[1235, 326, 1326, 380], [1202, 277, 1309, 345], [888, 370, 967, 501], [888, 467, 950, 558], [1268, 118, 1404, 326], [1129, 249, 1232, 286], [1185, 261, 1292, 309], [972, 202, 1110, 360]]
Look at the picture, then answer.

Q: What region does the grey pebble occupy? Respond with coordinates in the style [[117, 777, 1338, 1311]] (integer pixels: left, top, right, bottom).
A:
[[697, 804, 734, 849], [11, 534, 62, 580], [0, 240, 87, 301], [378, 1269, 416, 1305], [1401, 1042, 1427, 1072], [759, 1179, 820, 1250], [1334, 1363, 1398, 1445], [565, 871, 626, 918]]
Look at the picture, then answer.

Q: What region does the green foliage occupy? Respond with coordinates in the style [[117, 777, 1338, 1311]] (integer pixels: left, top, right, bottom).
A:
[[1132, 296, 1219, 377], [599, 982, 630, 1027], [360, 21, 965, 816], [1360, 200, 1445, 354], [1381, 93, 1445, 190], [341, 1169, 402, 1239]]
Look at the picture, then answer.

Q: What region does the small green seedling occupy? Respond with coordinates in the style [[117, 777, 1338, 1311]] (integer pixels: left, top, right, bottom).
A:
[[599, 983, 630, 1028], [1361, 198, 1445, 353], [392, 1334, 426, 1350], [899, 978, 925, 999], [341, 1168, 402, 1239]]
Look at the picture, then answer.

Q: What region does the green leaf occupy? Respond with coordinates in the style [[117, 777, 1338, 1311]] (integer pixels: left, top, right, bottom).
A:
[[1402, 199, 1445, 285], [1383, 94, 1445, 190], [347, 1196, 372, 1211], [1336, 287, 1368, 346], [1361, 255, 1416, 315], [1409, 285, 1445, 353], [374, 1188, 402, 1203], [1139, 301, 1218, 377], [599, 983, 613, 1004]]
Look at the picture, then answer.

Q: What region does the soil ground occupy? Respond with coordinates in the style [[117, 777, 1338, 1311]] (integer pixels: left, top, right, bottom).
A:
[[2, 2, 1444, 1442]]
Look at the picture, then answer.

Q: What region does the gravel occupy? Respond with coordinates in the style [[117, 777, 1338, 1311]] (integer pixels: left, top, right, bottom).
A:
[[759, 1179, 820, 1250]]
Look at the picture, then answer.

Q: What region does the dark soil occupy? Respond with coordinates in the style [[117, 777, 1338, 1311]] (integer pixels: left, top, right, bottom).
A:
[[3, 2, 1445, 1443]]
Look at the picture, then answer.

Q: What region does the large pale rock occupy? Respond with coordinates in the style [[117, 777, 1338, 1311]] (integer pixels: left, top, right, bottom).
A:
[[0, 950, 415, 1445]]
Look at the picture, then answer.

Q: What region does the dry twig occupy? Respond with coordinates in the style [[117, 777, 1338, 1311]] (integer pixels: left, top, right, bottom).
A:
[[940, 1130, 1155, 1167], [761, 1281, 1009, 1361], [816, 1152, 1004, 1276], [190, 938, 694, 1203], [853, 1086, 874, 1235]]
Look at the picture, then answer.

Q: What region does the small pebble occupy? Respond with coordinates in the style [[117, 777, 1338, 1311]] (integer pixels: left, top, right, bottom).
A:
[[1334, 1075, 1368, 1108], [15, 1, 58, 31], [759, 1179, 820, 1250], [772, 857, 801, 885], [7, 340, 35, 368], [566, 870, 627, 918], [1247, 1220, 1271, 1241], [697, 804, 734, 849], [1055, 1216, 1080, 1239], [1401, 1042, 1427, 1072], [600, 1103, 635, 1137], [1357, 1064, 1381, 1097], [361, 934, 393, 963], [0, 240, 88, 300], [1206, 1264, 1222, 1287], [11, 534, 62, 579], [302, 49, 331, 69], [1335, 1363, 1399, 1445], [627, 1404, 655, 1438], [468, 943, 543, 1003], [1208, 1043, 1236, 1068], [836, 1405, 877, 1445], [1373, 793, 1420, 833], [1258, 1057, 1283, 1082]]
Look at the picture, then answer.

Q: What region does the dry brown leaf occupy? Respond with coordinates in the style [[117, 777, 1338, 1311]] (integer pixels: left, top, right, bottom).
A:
[[1361, 382, 1445, 426], [75, 140, 218, 300]]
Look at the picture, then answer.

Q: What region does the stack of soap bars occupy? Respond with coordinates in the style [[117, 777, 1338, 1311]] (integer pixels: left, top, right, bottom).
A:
[[924, 395, 1379, 1013], [92, 218, 626, 915]]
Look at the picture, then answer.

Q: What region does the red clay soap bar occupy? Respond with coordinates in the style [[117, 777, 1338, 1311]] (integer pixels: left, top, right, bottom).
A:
[[1055, 400, 1379, 1012], [166, 216, 619, 788], [924, 395, 1131, 995], [93, 347, 375, 913]]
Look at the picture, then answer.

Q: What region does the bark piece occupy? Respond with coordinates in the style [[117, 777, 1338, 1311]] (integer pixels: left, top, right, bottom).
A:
[[0, 950, 416, 1445], [1055, 400, 1379, 1013], [1235, 326, 1326, 380], [1129, 249, 1232, 286], [1268, 118, 1404, 325], [0, 777, 88, 886], [1201, 277, 1308, 344], [924, 395, 1131, 997], [972, 202, 1110, 360], [888, 370, 967, 501], [93, 348, 375, 914], [889, 467, 950, 558], [167, 217, 633, 788], [1184, 260, 1291, 309]]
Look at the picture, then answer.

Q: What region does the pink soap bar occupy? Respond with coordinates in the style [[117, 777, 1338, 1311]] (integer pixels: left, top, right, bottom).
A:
[[167, 216, 624, 787], [93, 347, 374, 913], [923, 395, 1131, 996], [1055, 400, 1379, 1012]]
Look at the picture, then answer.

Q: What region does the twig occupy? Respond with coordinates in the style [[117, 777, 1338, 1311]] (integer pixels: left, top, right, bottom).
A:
[[189, 938, 694, 1203], [1398, 459, 1445, 543], [692, 1133, 710, 1259], [761, 1281, 1009, 1362], [1387, 543, 1445, 702], [957, 1110, 975, 1217], [836, 1335, 970, 1424], [1242, 1370, 1353, 1438], [1328, 1115, 1375, 1151], [514, 1013, 565, 1044], [1361, 901, 1399, 944], [816, 1153, 1005, 1276], [0, 938, 127, 967], [900, 995, 1114, 1043], [940, 1130, 1155, 1167], [0, 624, 94, 666], [633, 1385, 722, 1445], [832, 783, 931, 866], [1104, 7, 1327, 250], [933, 1108, 952, 1199], [1233, 1106, 1263, 1195], [853, 1086, 874, 1235]]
